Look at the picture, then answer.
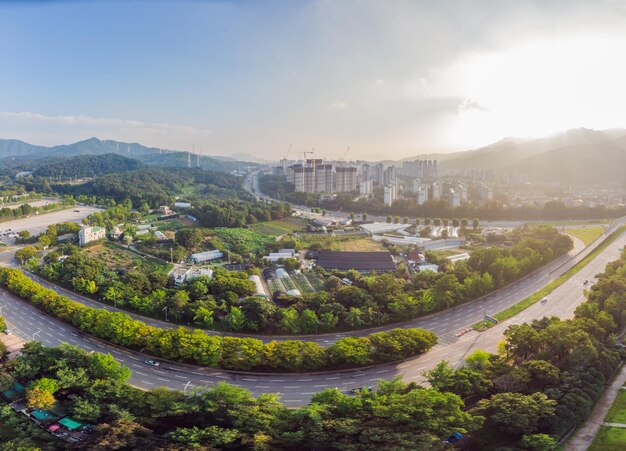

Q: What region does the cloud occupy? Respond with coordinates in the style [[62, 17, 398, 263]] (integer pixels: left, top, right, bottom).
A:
[[328, 101, 350, 109], [457, 98, 488, 113], [0, 111, 211, 135]]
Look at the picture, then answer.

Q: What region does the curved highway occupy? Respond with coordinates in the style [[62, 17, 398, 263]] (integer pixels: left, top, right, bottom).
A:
[[0, 225, 598, 348], [0, 220, 624, 406]]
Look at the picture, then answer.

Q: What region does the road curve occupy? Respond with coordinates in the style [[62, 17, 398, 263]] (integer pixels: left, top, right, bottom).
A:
[[1, 222, 624, 406], [0, 223, 598, 347]]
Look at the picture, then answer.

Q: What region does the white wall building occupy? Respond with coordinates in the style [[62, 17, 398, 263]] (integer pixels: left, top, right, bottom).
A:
[[417, 186, 429, 205], [190, 250, 224, 263], [360, 180, 373, 196], [449, 189, 461, 207], [383, 184, 397, 207], [78, 226, 106, 246]]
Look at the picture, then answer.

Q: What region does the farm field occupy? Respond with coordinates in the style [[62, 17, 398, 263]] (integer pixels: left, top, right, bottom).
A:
[[84, 242, 171, 273], [303, 271, 324, 290], [291, 272, 315, 293], [213, 228, 275, 256], [250, 218, 306, 236]]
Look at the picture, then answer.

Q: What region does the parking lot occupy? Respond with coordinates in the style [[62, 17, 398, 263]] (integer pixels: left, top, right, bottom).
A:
[[0, 206, 102, 243]]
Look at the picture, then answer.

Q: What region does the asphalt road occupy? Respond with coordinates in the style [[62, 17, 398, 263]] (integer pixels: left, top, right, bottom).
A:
[[0, 217, 624, 406], [0, 231, 587, 346]]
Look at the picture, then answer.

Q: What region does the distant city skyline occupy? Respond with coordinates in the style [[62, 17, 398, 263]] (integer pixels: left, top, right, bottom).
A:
[[1, 0, 626, 160]]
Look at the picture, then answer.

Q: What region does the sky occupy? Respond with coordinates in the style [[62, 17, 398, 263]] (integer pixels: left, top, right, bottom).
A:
[[1, 0, 626, 161]]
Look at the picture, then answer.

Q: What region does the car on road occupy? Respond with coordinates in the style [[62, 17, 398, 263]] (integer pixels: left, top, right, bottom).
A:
[[3, 329, 12, 335], [144, 359, 160, 367], [583, 279, 589, 285], [540, 297, 548, 304], [73, 209, 80, 212]]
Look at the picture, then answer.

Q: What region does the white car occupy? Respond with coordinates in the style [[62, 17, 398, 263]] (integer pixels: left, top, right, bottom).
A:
[[144, 359, 160, 367]]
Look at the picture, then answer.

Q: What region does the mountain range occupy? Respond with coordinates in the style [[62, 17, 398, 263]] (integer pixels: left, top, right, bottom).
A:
[[0, 137, 260, 173], [412, 128, 626, 184], [1, 128, 624, 184]]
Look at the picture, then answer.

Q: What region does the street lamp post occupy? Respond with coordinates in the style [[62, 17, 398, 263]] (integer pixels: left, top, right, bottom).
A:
[[0, 305, 6, 316], [183, 380, 191, 395], [163, 306, 168, 322], [32, 330, 41, 341]]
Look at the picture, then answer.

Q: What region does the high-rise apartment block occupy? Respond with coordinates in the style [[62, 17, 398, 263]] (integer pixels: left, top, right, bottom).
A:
[[360, 179, 373, 196], [449, 189, 461, 207], [286, 159, 357, 193], [401, 159, 438, 182], [335, 166, 358, 193], [384, 184, 397, 206], [416, 185, 429, 205]]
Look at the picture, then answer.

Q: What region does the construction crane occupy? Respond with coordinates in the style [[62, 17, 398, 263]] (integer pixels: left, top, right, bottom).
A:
[[301, 148, 315, 160], [337, 146, 351, 163], [283, 144, 293, 160]]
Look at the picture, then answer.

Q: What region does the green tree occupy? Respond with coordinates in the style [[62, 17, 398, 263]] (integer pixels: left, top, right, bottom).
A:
[[326, 337, 371, 366], [15, 246, 37, 264], [226, 306, 246, 331], [473, 392, 556, 435], [521, 433, 558, 451], [299, 309, 319, 333], [72, 397, 102, 422], [175, 229, 204, 250]]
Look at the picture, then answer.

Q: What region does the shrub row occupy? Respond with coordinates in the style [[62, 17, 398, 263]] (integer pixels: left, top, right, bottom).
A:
[[0, 268, 437, 372]]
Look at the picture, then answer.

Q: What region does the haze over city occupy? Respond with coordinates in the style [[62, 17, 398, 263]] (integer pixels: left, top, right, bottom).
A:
[[2, 0, 626, 160]]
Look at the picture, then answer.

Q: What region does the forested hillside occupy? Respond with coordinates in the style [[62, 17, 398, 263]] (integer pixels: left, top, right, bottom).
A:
[[54, 167, 245, 208]]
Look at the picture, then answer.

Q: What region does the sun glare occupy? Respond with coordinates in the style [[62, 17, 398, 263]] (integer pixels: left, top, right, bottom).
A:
[[447, 34, 626, 148]]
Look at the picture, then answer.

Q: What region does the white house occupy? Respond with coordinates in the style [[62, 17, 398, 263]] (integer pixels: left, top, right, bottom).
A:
[[78, 226, 106, 246]]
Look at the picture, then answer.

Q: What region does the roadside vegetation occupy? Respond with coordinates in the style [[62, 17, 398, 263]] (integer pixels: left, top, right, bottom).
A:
[[27, 224, 574, 337], [0, 267, 437, 372], [1, 249, 624, 449], [475, 225, 626, 328], [566, 225, 605, 246]]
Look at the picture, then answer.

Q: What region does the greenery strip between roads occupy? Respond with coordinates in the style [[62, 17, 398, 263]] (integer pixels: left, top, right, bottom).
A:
[[475, 225, 626, 330], [0, 268, 437, 372]]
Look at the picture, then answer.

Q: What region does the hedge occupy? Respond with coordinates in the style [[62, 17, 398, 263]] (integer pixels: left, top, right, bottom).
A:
[[0, 268, 437, 372]]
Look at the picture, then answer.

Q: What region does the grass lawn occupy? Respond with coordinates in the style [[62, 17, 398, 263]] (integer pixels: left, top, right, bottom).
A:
[[605, 389, 626, 424], [298, 234, 383, 252], [588, 426, 626, 450], [335, 238, 386, 252], [567, 226, 606, 246], [250, 218, 306, 236]]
